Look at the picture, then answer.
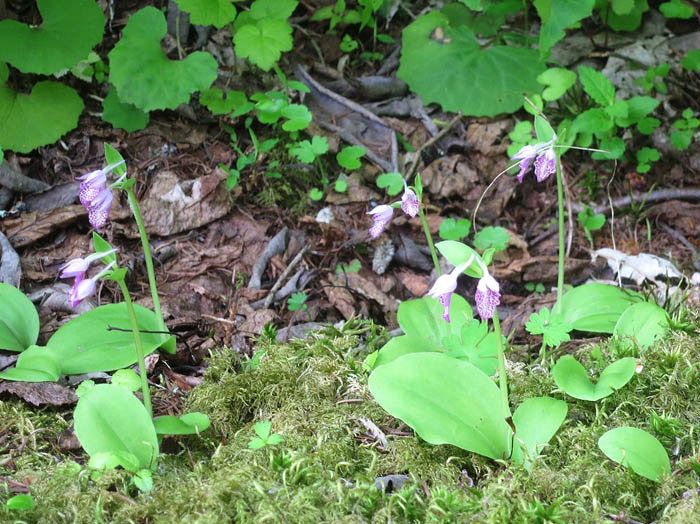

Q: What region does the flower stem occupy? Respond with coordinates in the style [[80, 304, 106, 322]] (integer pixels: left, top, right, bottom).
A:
[[492, 309, 510, 419], [126, 189, 169, 341], [418, 206, 441, 276], [117, 279, 152, 418], [554, 150, 565, 313]]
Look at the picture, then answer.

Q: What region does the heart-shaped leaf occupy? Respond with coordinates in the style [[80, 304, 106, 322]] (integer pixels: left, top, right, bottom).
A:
[[369, 352, 511, 460], [376, 172, 404, 196], [536, 0, 594, 55], [552, 355, 636, 401], [153, 413, 211, 435], [398, 11, 544, 116], [199, 88, 248, 115], [0, 0, 104, 75], [233, 18, 293, 72], [613, 301, 669, 350], [102, 87, 149, 133], [337, 146, 365, 170], [0, 81, 83, 153], [109, 6, 218, 111], [74, 384, 159, 470], [439, 218, 471, 241], [47, 303, 168, 375], [510, 397, 568, 469], [598, 427, 670, 481], [0, 283, 39, 351], [175, 0, 237, 29]]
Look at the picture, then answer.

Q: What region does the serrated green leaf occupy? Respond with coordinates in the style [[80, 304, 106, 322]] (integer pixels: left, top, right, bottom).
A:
[[109, 7, 218, 112], [398, 11, 544, 117], [200, 88, 248, 115], [236, 0, 298, 28], [234, 18, 294, 72], [287, 292, 308, 311], [102, 87, 149, 133], [572, 108, 614, 136], [0, 0, 104, 75], [337, 146, 365, 170], [254, 421, 272, 439], [537, 0, 594, 55], [0, 81, 83, 153], [525, 308, 573, 347], [439, 218, 472, 241], [592, 136, 625, 160], [248, 437, 266, 449], [376, 172, 404, 196], [578, 66, 615, 106], [176, 0, 237, 28], [281, 103, 312, 131], [473, 226, 509, 252]]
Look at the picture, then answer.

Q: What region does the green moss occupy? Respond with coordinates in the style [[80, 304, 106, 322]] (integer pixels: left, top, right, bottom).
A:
[[3, 325, 700, 522]]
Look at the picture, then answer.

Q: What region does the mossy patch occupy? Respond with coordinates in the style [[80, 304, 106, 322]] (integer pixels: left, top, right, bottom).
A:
[[3, 324, 700, 523]]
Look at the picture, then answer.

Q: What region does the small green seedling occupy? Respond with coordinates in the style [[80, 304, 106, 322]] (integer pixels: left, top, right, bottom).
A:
[[524, 282, 545, 294], [6, 494, 35, 510], [635, 63, 669, 94], [376, 172, 404, 196], [473, 226, 509, 252], [525, 307, 573, 348], [335, 259, 361, 273], [248, 421, 283, 450], [670, 108, 699, 150], [336, 145, 365, 170], [287, 292, 308, 311], [439, 218, 471, 241], [635, 147, 660, 174], [577, 205, 606, 248]]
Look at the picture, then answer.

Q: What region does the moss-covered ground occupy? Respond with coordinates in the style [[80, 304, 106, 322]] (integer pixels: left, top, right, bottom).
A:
[[2, 320, 700, 523]]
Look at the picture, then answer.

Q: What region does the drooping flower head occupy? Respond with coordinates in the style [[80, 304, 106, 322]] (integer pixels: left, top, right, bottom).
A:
[[401, 180, 419, 218], [77, 160, 125, 230], [66, 260, 116, 309], [474, 258, 501, 320], [426, 256, 474, 322], [367, 204, 394, 239], [510, 134, 557, 183], [59, 249, 118, 280]]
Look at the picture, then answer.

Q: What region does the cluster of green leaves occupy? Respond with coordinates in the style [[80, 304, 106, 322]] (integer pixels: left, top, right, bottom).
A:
[[0, 0, 300, 154], [577, 205, 606, 248]]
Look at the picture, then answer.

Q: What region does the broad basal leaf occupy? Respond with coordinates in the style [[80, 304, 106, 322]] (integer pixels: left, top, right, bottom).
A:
[[0, 0, 104, 74], [109, 6, 218, 111], [398, 11, 545, 117], [558, 283, 642, 333], [102, 87, 149, 132], [0, 283, 39, 351], [0, 82, 83, 153], [369, 352, 511, 460], [613, 302, 669, 350], [598, 427, 670, 481], [510, 397, 567, 469], [176, 0, 237, 29], [74, 384, 159, 470], [552, 355, 637, 401]]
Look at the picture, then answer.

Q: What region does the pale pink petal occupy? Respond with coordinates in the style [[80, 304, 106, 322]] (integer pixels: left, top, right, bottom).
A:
[[368, 205, 394, 238], [533, 148, 556, 182], [369, 219, 390, 239], [475, 274, 501, 320], [59, 258, 90, 279], [401, 185, 419, 218], [68, 277, 97, 309]]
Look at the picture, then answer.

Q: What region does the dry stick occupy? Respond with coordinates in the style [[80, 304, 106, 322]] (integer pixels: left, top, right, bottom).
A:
[[405, 111, 463, 181], [262, 245, 310, 309], [571, 188, 700, 215]]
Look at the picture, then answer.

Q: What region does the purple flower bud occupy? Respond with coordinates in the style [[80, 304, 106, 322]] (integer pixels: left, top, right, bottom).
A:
[[475, 274, 501, 320], [401, 182, 419, 218], [367, 204, 394, 238]]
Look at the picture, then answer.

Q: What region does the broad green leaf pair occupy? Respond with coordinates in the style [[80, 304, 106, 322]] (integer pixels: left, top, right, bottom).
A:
[[369, 353, 567, 466]]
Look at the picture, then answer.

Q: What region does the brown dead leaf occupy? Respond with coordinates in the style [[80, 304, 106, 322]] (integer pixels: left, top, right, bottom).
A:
[[648, 201, 700, 240], [492, 256, 590, 283], [344, 272, 398, 313], [421, 156, 480, 199], [466, 120, 510, 155], [323, 275, 357, 319], [238, 308, 277, 335], [0, 381, 78, 406], [140, 171, 232, 236], [2, 205, 86, 247], [396, 269, 430, 297]]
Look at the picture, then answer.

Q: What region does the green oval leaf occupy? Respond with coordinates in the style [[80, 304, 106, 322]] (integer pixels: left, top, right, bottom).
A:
[[598, 427, 670, 482], [74, 384, 159, 470], [0, 0, 105, 75], [153, 412, 211, 435], [369, 352, 511, 460], [510, 397, 568, 468], [613, 301, 669, 350], [109, 6, 218, 111], [558, 283, 643, 334], [47, 303, 168, 375], [0, 283, 39, 351], [552, 355, 637, 401]]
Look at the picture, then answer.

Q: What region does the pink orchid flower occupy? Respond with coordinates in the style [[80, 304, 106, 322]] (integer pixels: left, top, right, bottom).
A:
[[66, 260, 116, 309], [474, 258, 501, 320], [367, 204, 394, 238], [426, 256, 474, 322], [59, 249, 118, 280], [77, 160, 125, 230], [401, 181, 419, 218], [511, 134, 557, 183]]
